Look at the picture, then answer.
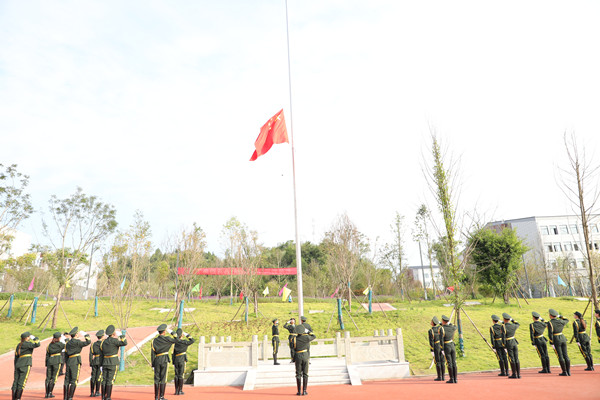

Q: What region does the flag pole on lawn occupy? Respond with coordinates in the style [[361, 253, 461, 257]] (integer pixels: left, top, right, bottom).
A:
[[285, 0, 304, 318]]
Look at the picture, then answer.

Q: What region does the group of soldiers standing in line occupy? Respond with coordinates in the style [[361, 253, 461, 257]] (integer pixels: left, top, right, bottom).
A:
[[428, 308, 600, 383], [12, 324, 195, 400], [271, 316, 316, 396]]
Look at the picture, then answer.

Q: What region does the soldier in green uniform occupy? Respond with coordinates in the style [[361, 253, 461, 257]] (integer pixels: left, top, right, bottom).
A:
[[12, 331, 41, 400], [294, 324, 316, 396], [440, 315, 457, 383], [171, 328, 194, 395], [89, 330, 105, 397], [300, 316, 312, 333], [64, 327, 91, 400], [45, 332, 65, 398], [272, 319, 281, 365], [100, 325, 127, 400], [530, 311, 550, 373], [490, 315, 509, 376], [151, 324, 179, 400], [595, 309, 600, 344], [573, 311, 594, 371], [428, 316, 445, 381], [547, 308, 570, 376], [501, 313, 520, 379], [283, 318, 297, 363]]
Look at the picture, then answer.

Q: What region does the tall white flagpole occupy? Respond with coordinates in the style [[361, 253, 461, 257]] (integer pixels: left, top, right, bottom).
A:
[[285, 0, 304, 317]]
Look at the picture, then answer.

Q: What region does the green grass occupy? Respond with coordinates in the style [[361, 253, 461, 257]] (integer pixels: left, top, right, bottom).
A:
[[1, 296, 598, 385]]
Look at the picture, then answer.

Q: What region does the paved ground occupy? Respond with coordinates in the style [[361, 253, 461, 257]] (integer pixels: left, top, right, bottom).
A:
[[0, 326, 157, 391], [2, 365, 598, 400]]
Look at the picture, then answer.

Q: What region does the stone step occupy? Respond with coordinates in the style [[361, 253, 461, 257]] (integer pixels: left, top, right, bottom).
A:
[[255, 376, 351, 388], [253, 366, 350, 388]]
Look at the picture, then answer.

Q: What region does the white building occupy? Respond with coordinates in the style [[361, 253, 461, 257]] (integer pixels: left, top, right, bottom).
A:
[[408, 264, 441, 290], [487, 215, 600, 295]]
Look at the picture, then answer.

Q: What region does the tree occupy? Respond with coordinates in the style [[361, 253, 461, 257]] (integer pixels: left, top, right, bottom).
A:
[[558, 133, 600, 310], [42, 187, 117, 329], [0, 163, 33, 255], [413, 204, 438, 297], [469, 227, 528, 304], [323, 213, 368, 308], [381, 213, 410, 300]]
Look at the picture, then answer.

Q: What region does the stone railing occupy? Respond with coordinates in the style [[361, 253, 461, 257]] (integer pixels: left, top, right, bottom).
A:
[[197, 328, 405, 370]]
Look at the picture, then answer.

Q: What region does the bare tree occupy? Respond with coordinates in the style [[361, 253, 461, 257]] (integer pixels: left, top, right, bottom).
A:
[[558, 132, 600, 309], [173, 223, 206, 322], [381, 213, 410, 300], [0, 164, 33, 255], [413, 204, 439, 297]]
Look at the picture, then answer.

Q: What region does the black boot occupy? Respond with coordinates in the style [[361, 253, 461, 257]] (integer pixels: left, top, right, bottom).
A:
[[590, 356, 595, 371], [499, 361, 506, 376], [173, 378, 178, 395], [15, 389, 23, 400], [565, 359, 571, 376], [154, 384, 159, 400], [160, 383, 168, 400], [179, 378, 185, 395], [434, 365, 442, 381], [63, 385, 69, 400], [101, 384, 105, 400], [508, 362, 517, 379], [105, 385, 112, 400], [516, 362, 521, 379], [90, 381, 95, 397], [446, 367, 454, 383], [302, 377, 308, 395], [94, 382, 100, 397], [68, 383, 76, 400], [274, 354, 280, 365], [440, 363, 445, 381], [453, 367, 458, 383], [11, 389, 15, 400], [296, 378, 302, 395], [545, 357, 551, 373], [559, 360, 568, 376], [48, 383, 56, 398]]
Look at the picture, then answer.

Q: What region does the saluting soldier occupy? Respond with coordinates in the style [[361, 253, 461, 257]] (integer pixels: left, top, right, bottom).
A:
[[89, 330, 105, 397], [490, 315, 508, 376], [151, 324, 178, 400], [294, 324, 316, 396], [171, 328, 194, 395], [283, 318, 297, 363], [440, 315, 457, 383], [100, 325, 127, 400], [12, 331, 41, 400], [59, 332, 68, 376], [530, 311, 550, 373], [428, 316, 445, 381], [272, 319, 281, 365], [501, 313, 520, 379], [573, 311, 594, 371], [64, 327, 91, 400], [547, 308, 570, 376], [45, 332, 65, 398]]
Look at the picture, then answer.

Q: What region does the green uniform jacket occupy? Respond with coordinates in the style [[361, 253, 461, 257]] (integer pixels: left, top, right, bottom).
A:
[[440, 323, 457, 343], [490, 323, 503, 348], [172, 336, 195, 363], [66, 336, 91, 365], [89, 340, 103, 366], [294, 332, 316, 352], [573, 319, 590, 344], [502, 321, 519, 347], [529, 321, 547, 345], [547, 317, 569, 345], [428, 325, 442, 351], [45, 341, 65, 367], [151, 335, 178, 367], [100, 336, 127, 366], [272, 325, 280, 339], [14, 340, 41, 368]]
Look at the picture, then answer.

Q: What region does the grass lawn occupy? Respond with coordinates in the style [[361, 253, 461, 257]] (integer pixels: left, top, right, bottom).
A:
[[1, 295, 598, 385]]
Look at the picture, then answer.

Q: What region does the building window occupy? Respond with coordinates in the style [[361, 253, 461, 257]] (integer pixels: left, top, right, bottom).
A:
[[547, 244, 553, 253], [550, 225, 558, 235], [595, 242, 600, 250], [573, 242, 580, 251], [570, 224, 579, 234], [553, 243, 562, 252], [540, 226, 549, 235], [564, 242, 573, 251], [559, 225, 568, 234]]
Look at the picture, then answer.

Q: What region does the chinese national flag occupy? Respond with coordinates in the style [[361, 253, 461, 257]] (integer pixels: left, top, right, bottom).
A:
[[250, 109, 288, 161]]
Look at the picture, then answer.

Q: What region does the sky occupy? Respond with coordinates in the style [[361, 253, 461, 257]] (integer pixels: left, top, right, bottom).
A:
[[1, 0, 600, 266]]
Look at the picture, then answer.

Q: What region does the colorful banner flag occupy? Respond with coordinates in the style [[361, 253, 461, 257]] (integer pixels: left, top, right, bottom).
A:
[[281, 287, 292, 302], [557, 276, 567, 286], [191, 283, 200, 292], [199, 286, 202, 300], [363, 287, 370, 295], [250, 109, 289, 161], [239, 291, 244, 300], [28, 277, 35, 291], [278, 283, 288, 296], [120, 277, 126, 290], [262, 286, 269, 296], [330, 287, 339, 298]]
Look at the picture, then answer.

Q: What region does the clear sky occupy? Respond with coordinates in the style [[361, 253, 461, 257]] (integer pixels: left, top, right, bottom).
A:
[[1, 0, 599, 265]]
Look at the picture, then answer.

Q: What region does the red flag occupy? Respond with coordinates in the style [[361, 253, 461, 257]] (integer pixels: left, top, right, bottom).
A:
[[250, 109, 288, 161], [239, 291, 244, 300], [28, 277, 35, 291]]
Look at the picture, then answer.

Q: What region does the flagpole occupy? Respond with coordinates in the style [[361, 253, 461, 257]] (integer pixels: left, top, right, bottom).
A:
[[285, 0, 304, 318]]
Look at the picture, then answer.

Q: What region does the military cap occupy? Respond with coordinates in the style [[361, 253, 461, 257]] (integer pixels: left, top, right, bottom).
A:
[[300, 316, 307, 322], [157, 324, 167, 332], [432, 316, 440, 325], [272, 318, 278, 323], [532, 311, 540, 319], [502, 313, 511, 320], [549, 309, 559, 317], [574, 311, 582, 319], [491, 314, 500, 321], [441, 315, 450, 322], [106, 325, 115, 336], [53, 332, 62, 339], [69, 327, 79, 336], [96, 330, 105, 337], [176, 328, 183, 337], [295, 325, 306, 334], [595, 309, 600, 315], [21, 331, 31, 339]]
